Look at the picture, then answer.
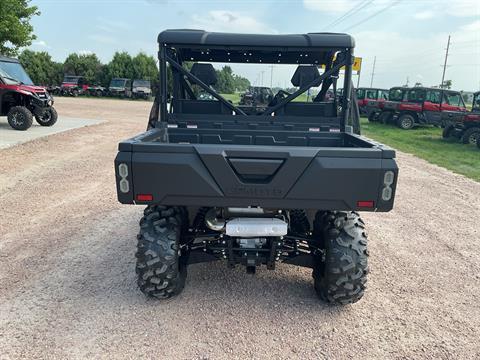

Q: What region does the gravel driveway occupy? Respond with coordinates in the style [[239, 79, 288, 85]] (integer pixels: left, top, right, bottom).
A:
[[0, 97, 479, 359]]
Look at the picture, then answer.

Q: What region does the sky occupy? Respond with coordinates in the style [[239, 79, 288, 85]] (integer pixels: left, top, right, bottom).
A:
[[28, 0, 480, 91]]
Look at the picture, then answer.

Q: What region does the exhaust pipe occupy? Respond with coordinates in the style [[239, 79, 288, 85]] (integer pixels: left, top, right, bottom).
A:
[[204, 208, 225, 231]]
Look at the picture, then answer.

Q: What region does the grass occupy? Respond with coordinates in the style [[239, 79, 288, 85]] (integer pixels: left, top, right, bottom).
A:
[[221, 93, 241, 104], [360, 118, 480, 182]]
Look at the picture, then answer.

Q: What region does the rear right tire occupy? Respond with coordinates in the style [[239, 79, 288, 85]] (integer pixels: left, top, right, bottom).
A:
[[136, 205, 187, 299], [312, 211, 369, 305], [7, 106, 33, 131]]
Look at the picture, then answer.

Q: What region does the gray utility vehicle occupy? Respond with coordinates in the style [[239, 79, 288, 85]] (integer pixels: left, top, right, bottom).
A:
[[108, 78, 132, 98], [115, 30, 398, 305], [132, 79, 152, 99]]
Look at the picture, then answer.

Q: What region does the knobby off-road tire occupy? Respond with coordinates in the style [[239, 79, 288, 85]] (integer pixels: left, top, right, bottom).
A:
[[7, 106, 33, 130], [367, 111, 377, 122], [136, 205, 187, 299], [35, 107, 58, 127], [442, 124, 455, 139], [461, 127, 480, 145], [397, 114, 415, 130], [378, 111, 392, 124], [312, 211, 369, 305]]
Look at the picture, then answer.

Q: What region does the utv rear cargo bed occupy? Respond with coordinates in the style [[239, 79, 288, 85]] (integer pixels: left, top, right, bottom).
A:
[[115, 126, 397, 211]]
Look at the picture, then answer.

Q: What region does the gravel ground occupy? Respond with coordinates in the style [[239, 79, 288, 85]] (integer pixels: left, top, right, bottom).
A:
[[0, 97, 479, 360]]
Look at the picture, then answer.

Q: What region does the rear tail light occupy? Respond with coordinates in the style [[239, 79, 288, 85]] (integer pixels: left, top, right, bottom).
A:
[[382, 171, 395, 201], [357, 201, 374, 208], [136, 194, 153, 201], [118, 163, 129, 193]]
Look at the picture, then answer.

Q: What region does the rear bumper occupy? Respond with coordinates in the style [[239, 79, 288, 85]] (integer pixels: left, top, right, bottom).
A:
[[115, 142, 398, 212]]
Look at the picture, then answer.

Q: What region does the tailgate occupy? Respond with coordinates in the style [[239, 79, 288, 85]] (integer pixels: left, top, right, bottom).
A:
[[115, 142, 398, 212]]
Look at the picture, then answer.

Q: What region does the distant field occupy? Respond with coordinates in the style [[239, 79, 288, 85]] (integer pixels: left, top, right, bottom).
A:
[[221, 93, 241, 104], [361, 118, 480, 182]]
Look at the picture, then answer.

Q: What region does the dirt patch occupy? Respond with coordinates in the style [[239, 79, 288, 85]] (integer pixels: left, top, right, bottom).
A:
[[0, 97, 479, 359]]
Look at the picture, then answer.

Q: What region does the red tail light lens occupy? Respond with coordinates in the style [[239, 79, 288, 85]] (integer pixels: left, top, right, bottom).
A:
[[357, 200, 374, 208], [136, 194, 153, 201]]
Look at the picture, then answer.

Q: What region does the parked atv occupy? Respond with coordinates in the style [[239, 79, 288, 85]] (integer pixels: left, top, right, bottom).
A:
[[132, 79, 152, 99], [442, 91, 480, 144], [61, 75, 88, 96], [87, 85, 106, 97], [0, 55, 57, 130], [367, 87, 408, 123], [108, 78, 132, 98], [115, 30, 398, 305], [392, 87, 467, 130], [356, 87, 388, 118]]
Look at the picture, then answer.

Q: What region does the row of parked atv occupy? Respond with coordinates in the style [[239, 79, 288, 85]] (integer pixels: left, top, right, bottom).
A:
[[355, 86, 480, 147], [48, 76, 152, 99]]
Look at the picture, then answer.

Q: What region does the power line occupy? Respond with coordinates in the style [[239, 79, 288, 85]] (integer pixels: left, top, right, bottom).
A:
[[322, 0, 374, 30], [343, 0, 402, 31]]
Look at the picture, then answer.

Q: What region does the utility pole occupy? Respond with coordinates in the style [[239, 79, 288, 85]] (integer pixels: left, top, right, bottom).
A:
[[370, 56, 376, 87], [441, 35, 451, 89]]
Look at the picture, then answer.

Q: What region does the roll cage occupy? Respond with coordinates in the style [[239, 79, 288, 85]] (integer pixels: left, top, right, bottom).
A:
[[155, 30, 357, 133]]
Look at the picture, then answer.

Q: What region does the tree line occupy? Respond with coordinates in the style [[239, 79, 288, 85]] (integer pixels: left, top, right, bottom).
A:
[[17, 50, 250, 94]]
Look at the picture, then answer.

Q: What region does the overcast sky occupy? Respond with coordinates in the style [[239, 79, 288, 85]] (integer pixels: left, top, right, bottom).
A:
[[29, 0, 479, 91]]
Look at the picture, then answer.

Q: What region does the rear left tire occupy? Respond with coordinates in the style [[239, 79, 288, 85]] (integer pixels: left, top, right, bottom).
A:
[[136, 205, 187, 299]]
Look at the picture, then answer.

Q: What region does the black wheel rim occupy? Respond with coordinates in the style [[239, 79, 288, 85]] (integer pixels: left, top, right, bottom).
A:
[[469, 133, 478, 145], [11, 112, 24, 126], [39, 110, 51, 123]]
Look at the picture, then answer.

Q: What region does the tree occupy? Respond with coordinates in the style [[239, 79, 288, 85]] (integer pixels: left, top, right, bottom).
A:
[[414, 82, 422, 87], [233, 74, 250, 92], [0, 0, 40, 56], [63, 53, 103, 84], [132, 52, 158, 91], [18, 49, 63, 85], [441, 79, 452, 89], [215, 66, 235, 93], [104, 51, 134, 85]]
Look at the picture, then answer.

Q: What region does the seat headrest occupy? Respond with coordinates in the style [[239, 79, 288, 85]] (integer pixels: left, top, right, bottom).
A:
[[291, 65, 320, 88], [190, 63, 217, 86]]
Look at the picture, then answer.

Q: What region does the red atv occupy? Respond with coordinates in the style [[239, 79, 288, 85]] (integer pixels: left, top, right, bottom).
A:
[[367, 87, 408, 123], [391, 87, 467, 130], [60, 75, 89, 96], [443, 91, 480, 145], [356, 87, 389, 118], [0, 55, 57, 131]]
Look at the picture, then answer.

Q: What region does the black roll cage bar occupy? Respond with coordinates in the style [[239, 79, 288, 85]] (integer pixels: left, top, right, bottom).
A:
[[157, 43, 354, 132]]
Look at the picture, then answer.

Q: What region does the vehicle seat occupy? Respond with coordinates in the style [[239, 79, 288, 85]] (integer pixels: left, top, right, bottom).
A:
[[190, 63, 217, 86], [291, 65, 320, 88]]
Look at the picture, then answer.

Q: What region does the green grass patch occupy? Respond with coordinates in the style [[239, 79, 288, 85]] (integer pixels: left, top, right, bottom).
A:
[[361, 118, 480, 182], [220, 93, 241, 104]]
